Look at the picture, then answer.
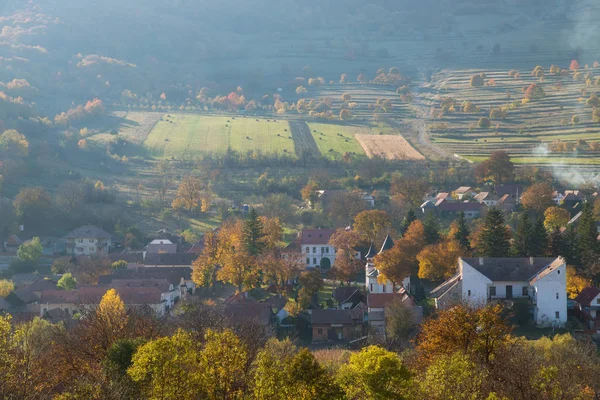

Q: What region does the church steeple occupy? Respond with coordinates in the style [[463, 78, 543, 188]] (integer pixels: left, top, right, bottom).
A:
[[379, 234, 394, 254], [365, 243, 376, 259]]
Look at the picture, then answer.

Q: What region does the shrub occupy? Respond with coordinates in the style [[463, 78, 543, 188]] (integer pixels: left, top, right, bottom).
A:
[[586, 95, 600, 107], [524, 83, 545, 101], [470, 73, 485, 87], [549, 64, 561, 75], [593, 108, 600, 123], [531, 65, 544, 78], [572, 115, 580, 124], [508, 69, 518, 77], [462, 101, 479, 113], [489, 108, 507, 119], [478, 117, 491, 128]]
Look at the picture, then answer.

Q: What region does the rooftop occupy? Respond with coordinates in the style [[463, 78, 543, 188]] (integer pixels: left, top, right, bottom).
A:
[[463, 257, 560, 282], [574, 287, 600, 306], [301, 229, 337, 245], [64, 225, 112, 240]]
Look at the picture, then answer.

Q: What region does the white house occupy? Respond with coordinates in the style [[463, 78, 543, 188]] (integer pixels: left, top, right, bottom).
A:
[[283, 228, 361, 269], [431, 257, 567, 327], [365, 235, 395, 294], [146, 239, 178, 254], [473, 192, 498, 207], [63, 225, 112, 256]]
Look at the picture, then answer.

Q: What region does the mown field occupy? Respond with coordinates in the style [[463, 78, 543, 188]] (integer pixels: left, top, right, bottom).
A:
[[307, 123, 367, 158], [144, 115, 295, 158], [425, 65, 600, 165]]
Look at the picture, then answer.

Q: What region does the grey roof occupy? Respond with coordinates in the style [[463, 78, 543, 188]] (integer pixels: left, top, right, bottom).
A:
[[379, 234, 394, 254], [311, 309, 362, 325], [27, 278, 58, 292], [332, 287, 365, 305], [365, 243, 376, 259], [98, 267, 192, 286], [144, 253, 197, 266], [430, 273, 461, 297], [463, 257, 558, 282], [64, 225, 112, 239]]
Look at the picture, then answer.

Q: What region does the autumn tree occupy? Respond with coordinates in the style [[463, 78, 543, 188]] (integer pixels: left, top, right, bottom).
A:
[[520, 182, 554, 215], [301, 182, 318, 208], [523, 83, 545, 101], [391, 174, 430, 208], [172, 176, 203, 213], [0, 280, 13, 297], [417, 303, 512, 365], [417, 240, 462, 281], [13, 187, 52, 229], [474, 151, 515, 184], [217, 219, 259, 292], [336, 346, 410, 400], [192, 231, 220, 293], [329, 229, 362, 283], [376, 221, 425, 285], [566, 266, 590, 299], [128, 330, 202, 399], [418, 352, 487, 400], [570, 59, 580, 71], [57, 273, 76, 290], [476, 208, 511, 257], [353, 210, 391, 247], [544, 206, 570, 231]]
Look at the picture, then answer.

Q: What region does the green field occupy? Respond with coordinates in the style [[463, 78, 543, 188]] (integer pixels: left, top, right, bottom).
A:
[[144, 114, 295, 158], [308, 123, 368, 158]]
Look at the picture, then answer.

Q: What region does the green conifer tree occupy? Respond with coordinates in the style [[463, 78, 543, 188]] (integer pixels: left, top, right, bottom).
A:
[[400, 210, 417, 236], [477, 208, 511, 257], [423, 213, 441, 245], [454, 211, 471, 252], [511, 213, 532, 257], [530, 217, 548, 257], [243, 208, 264, 256]]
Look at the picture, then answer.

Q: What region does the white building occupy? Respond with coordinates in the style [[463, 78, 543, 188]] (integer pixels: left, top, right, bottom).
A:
[[365, 235, 395, 294], [63, 225, 112, 256], [283, 229, 362, 269], [431, 257, 567, 327]]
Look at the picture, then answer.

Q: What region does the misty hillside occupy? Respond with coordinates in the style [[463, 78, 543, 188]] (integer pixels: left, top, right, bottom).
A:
[[1, 0, 599, 116]]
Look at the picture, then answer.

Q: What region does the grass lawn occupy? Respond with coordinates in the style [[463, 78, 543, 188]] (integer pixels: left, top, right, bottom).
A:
[[308, 123, 367, 159], [144, 114, 295, 158]]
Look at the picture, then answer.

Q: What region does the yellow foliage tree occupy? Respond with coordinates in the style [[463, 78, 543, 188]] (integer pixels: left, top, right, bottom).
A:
[[566, 266, 591, 299], [544, 206, 570, 231], [96, 289, 127, 348], [417, 240, 462, 281]]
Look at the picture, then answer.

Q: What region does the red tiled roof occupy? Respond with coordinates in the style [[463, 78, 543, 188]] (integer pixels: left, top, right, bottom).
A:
[[574, 287, 600, 306], [368, 293, 403, 308], [301, 229, 337, 245]]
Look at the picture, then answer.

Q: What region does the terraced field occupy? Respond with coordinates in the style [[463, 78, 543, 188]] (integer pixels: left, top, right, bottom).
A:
[[424, 66, 600, 164], [144, 114, 295, 158]]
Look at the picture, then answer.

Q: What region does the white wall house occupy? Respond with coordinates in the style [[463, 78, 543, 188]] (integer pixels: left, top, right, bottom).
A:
[[282, 229, 361, 269], [365, 235, 395, 294], [431, 257, 567, 327], [63, 225, 112, 256]]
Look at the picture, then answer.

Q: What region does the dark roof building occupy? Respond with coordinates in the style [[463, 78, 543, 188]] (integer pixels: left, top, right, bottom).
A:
[[462, 257, 558, 282], [144, 253, 197, 266], [64, 225, 112, 239], [574, 287, 600, 307], [379, 234, 394, 254]]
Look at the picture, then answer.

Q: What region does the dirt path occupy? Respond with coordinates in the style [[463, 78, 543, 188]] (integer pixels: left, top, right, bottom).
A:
[[289, 121, 319, 157]]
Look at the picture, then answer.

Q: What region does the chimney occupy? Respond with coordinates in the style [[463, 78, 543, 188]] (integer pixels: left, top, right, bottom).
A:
[[529, 256, 534, 265], [478, 257, 484, 266]]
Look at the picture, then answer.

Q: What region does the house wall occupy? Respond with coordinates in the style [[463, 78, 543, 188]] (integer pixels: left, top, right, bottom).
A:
[[532, 263, 567, 326], [312, 324, 357, 343], [40, 302, 78, 316], [302, 244, 336, 268], [460, 260, 492, 305], [68, 237, 111, 256], [366, 276, 393, 293], [489, 281, 530, 299], [435, 280, 462, 309]]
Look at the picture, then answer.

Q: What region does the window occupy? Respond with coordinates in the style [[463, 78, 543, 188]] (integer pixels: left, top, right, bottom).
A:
[[522, 287, 528, 296], [382, 285, 386, 293], [313, 258, 316, 264], [317, 328, 323, 335], [489, 286, 496, 296], [325, 247, 329, 253], [77, 239, 83, 243], [321, 247, 325, 253], [597, 298, 600, 305], [468, 290, 471, 297], [306, 258, 310, 265], [313, 247, 316, 253], [555, 311, 560, 319], [305, 247, 309, 253], [557, 270, 560, 274], [89, 239, 94, 243], [556, 293, 559, 300], [370, 284, 373, 292]]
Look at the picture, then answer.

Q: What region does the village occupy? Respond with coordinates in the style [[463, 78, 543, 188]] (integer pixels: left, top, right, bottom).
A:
[[1, 181, 599, 346]]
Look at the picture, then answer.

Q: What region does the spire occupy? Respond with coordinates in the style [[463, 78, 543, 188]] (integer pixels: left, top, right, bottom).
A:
[[365, 243, 376, 259], [379, 234, 394, 254]]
